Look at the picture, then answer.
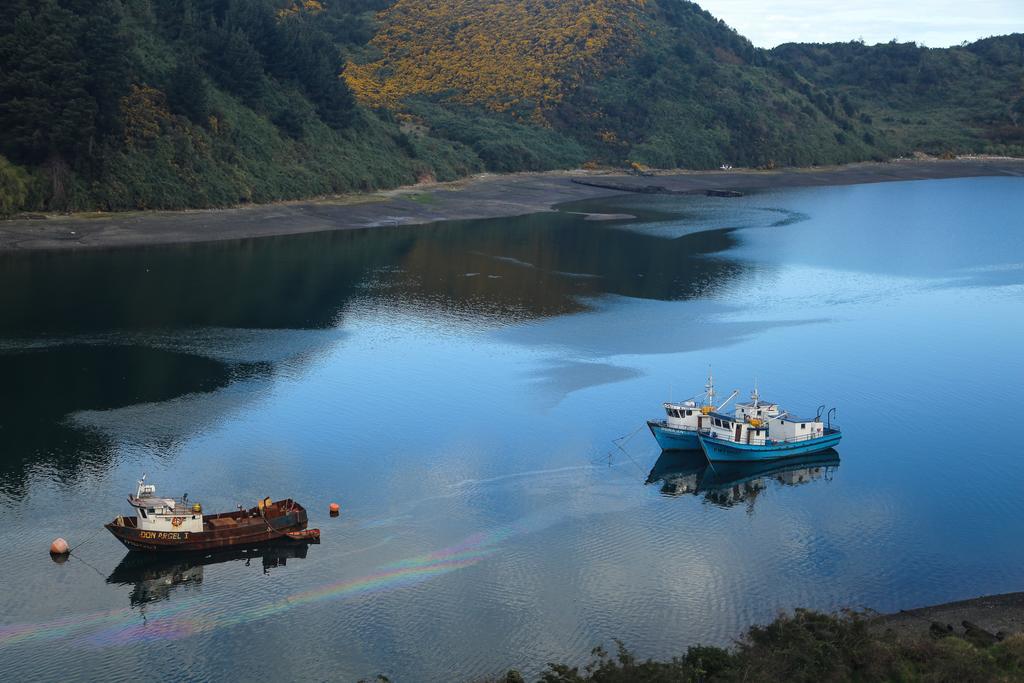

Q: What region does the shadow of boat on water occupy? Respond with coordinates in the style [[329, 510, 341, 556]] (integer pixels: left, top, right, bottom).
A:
[[107, 542, 314, 607], [646, 450, 840, 510]]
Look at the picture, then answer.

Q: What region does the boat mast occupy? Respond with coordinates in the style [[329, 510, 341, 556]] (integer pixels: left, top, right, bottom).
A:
[[751, 377, 759, 409], [705, 366, 716, 407]]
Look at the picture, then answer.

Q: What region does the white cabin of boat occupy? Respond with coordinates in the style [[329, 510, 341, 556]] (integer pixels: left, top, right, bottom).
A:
[[123, 477, 204, 533], [769, 415, 825, 442], [662, 400, 706, 430], [661, 368, 726, 431], [704, 410, 825, 445]]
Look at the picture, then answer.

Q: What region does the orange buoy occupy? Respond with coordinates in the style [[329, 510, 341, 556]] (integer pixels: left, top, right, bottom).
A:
[[50, 537, 70, 556], [329, 502, 340, 516]]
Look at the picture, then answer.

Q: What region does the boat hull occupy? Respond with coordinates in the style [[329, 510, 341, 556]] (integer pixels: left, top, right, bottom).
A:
[[105, 500, 309, 553], [647, 421, 700, 451], [698, 429, 842, 462]]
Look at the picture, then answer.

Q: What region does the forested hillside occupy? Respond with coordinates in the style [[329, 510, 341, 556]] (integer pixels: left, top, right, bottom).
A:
[[0, 0, 1020, 215], [0, 0, 482, 213], [771, 36, 1024, 156]]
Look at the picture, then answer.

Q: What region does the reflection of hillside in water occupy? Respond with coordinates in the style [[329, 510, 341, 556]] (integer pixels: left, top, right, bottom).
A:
[[0, 208, 745, 335], [107, 543, 312, 608], [646, 450, 840, 511], [379, 211, 743, 319], [0, 208, 750, 494]]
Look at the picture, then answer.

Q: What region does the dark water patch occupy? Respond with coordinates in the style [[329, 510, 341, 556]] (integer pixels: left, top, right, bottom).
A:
[[0, 345, 244, 499]]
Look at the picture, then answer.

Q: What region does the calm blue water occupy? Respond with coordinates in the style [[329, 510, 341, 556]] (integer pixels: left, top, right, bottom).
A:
[[0, 176, 1022, 681]]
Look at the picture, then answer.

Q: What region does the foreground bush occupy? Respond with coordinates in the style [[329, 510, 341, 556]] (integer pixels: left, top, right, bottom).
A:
[[493, 610, 1024, 683]]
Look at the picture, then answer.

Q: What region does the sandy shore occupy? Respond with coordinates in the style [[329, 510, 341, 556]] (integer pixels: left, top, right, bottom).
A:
[[1, 158, 1021, 252]]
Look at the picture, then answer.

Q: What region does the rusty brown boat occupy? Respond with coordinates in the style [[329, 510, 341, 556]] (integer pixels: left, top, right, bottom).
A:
[[105, 476, 316, 552]]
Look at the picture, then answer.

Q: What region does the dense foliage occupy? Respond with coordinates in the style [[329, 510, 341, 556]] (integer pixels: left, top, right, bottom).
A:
[[489, 610, 1024, 683], [771, 35, 1024, 157], [0, 0, 1020, 213], [0, 0, 467, 211]]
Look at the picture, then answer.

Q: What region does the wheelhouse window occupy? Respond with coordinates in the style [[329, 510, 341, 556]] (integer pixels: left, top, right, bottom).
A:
[[139, 509, 147, 518], [800, 423, 806, 429]]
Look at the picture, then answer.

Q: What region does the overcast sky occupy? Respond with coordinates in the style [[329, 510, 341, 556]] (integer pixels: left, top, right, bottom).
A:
[[696, 1, 1023, 48]]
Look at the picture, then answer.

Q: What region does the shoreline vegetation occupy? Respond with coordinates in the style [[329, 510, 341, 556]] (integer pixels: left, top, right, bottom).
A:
[[471, 593, 1024, 683], [1, 158, 1022, 253]]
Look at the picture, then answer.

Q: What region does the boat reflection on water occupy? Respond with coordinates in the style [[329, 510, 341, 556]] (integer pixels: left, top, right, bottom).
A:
[[646, 450, 840, 509], [106, 542, 313, 607]]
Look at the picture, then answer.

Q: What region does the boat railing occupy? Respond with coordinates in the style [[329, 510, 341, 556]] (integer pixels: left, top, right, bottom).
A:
[[135, 496, 200, 513], [703, 428, 839, 446]]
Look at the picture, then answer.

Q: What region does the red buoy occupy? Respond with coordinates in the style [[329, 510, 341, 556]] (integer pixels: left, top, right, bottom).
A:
[[329, 502, 340, 516], [50, 537, 70, 556]]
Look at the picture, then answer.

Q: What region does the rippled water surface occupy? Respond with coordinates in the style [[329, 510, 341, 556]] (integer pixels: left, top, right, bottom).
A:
[[1, 177, 1022, 681]]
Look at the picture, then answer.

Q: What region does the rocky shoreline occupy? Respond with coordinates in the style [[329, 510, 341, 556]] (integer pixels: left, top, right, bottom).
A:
[[874, 592, 1024, 643]]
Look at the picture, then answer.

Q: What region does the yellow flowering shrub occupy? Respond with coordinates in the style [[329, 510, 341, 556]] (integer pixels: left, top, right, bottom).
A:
[[345, 0, 645, 118], [277, 0, 325, 19]]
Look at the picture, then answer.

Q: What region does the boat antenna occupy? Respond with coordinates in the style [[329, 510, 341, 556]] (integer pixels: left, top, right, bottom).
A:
[[705, 366, 715, 406], [751, 378, 759, 408]]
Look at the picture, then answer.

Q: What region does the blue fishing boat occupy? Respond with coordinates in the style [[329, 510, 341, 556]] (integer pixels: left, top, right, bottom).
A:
[[697, 398, 841, 462], [648, 369, 744, 451]]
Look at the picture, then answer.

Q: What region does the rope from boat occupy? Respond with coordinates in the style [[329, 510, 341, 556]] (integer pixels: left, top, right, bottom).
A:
[[615, 441, 649, 481], [591, 422, 650, 481], [68, 526, 106, 554], [590, 423, 644, 465], [68, 553, 108, 580], [613, 423, 647, 446]]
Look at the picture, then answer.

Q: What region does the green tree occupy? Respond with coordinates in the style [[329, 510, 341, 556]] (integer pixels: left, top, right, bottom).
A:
[[0, 3, 98, 164], [0, 154, 29, 216], [167, 59, 211, 124]]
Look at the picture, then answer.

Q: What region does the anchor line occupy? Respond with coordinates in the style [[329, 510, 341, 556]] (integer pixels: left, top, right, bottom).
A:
[[593, 422, 650, 482], [612, 422, 647, 446], [69, 553, 108, 581], [615, 439, 649, 481], [69, 526, 106, 554]]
